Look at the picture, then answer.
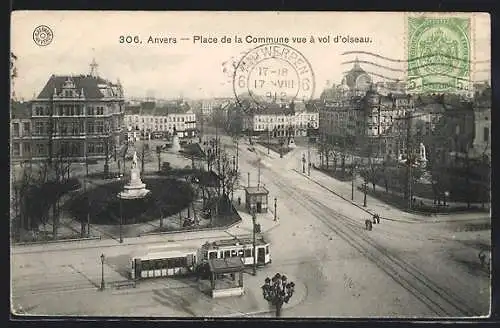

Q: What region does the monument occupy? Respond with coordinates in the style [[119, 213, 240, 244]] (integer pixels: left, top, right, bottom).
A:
[[170, 127, 181, 152], [418, 143, 427, 165], [118, 151, 150, 199]]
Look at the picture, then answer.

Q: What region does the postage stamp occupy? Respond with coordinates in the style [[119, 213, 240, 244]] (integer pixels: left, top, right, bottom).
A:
[[407, 16, 471, 93], [233, 43, 315, 110]]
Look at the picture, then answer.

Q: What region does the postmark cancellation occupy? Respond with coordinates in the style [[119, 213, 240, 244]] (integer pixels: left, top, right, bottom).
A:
[[233, 43, 315, 110]]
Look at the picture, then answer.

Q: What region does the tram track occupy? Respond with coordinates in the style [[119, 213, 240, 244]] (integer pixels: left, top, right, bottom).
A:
[[268, 173, 479, 317]]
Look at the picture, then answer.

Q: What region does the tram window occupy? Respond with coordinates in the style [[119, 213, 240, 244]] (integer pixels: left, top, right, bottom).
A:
[[208, 252, 217, 259], [180, 257, 187, 267], [219, 251, 224, 258], [160, 259, 168, 269], [238, 250, 244, 257], [244, 249, 252, 257], [231, 250, 237, 257], [142, 260, 150, 271], [224, 250, 231, 258], [266, 246, 269, 254], [203, 251, 208, 259], [166, 259, 174, 268]]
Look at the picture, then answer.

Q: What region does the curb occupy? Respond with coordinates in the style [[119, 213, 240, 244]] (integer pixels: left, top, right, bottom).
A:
[[13, 236, 102, 247], [139, 217, 242, 237], [293, 169, 418, 224]]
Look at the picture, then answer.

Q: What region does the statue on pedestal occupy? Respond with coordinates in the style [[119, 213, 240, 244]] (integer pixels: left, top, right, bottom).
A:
[[132, 151, 138, 169], [419, 143, 427, 163]]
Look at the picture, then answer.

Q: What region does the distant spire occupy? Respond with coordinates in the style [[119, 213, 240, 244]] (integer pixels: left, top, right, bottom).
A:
[[353, 57, 361, 69], [90, 58, 99, 77]]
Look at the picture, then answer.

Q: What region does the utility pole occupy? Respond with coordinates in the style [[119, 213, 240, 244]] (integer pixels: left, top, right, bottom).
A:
[[247, 172, 250, 187], [267, 128, 270, 154]]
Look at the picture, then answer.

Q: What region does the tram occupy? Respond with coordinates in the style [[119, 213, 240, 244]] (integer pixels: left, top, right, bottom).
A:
[[129, 236, 272, 280], [200, 236, 272, 266], [129, 246, 198, 280]]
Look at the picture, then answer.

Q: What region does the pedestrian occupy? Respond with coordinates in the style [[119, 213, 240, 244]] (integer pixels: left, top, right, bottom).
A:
[[365, 219, 372, 231], [237, 196, 241, 205]]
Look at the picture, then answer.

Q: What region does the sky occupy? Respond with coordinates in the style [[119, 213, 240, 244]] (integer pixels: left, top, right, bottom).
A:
[[11, 11, 491, 101]]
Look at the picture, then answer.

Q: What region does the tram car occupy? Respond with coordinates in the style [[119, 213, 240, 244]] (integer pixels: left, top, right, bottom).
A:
[[129, 236, 272, 280], [199, 236, 272, 266], [129, 245, 198, 280]]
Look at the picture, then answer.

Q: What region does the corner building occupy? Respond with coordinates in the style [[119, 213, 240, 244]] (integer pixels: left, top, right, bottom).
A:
[[30, 68, 125, 161]]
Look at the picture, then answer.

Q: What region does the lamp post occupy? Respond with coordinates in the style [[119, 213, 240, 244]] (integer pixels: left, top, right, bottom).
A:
[[119, 197, 123, 243], [251, 206, 257, 276], [267, 128, 270, 154], [274, 197, 277, 221], [100, 253, 105, 291], [307, 122, 311, 176], [261, 273, 295, 317], [351, 161, 355, 201], [363, 179, 368, 207], [302, 154, 306, 174], [85, 178, 90, 237]]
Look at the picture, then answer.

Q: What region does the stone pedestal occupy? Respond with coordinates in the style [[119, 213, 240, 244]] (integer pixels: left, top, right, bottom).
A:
[[171, 135, 181, 152], [118, 167, 150, 199]]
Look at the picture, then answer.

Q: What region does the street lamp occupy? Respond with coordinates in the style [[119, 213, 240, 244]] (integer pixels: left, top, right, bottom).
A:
[[119, 197, 123, 243], [302, 154, 306, 173], [251, 204, 257, 276], [351, 160, 356, 201], [363, 179, 368, 207], [261, 273, 295, 317], [274, 197, 277, 221], [100, 253, 105, 291]]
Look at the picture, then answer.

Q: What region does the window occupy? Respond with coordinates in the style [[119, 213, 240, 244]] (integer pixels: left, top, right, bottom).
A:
[[34, 122, 45, 135], [12, 142, 20, 156], [208, 251, 217, 259], [87, 121, 95, 134], [231, 250, 237, 257], [71, 123, 79, 135], [96, 107, 104, 115], [60, 122, 69, 135], [244, 249, 252, 257], [23, 122, 30, 134], [12, 123, 19, 137], [71, 143, 79, 155], [36, 143, 47, 156], [60, 142, 70, 156], [142, 260, 150, 271], [238, 250, 244, 257], [224, 250, 231, 258], [23, 142, 31, 155], [483, 127, 489, 142], [266, 246, 269, 254], [95, 121, 104, 133], [35, 106, 44, 116]]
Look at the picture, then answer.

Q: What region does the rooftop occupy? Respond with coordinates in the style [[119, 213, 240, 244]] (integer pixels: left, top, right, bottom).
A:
[[208, 257, 245, 274], [37, 74, 122, 99], [245, 186, 269, 194]]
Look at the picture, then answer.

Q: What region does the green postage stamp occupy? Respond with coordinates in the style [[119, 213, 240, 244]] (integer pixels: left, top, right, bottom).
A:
[[407, 16, 471, 93]]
